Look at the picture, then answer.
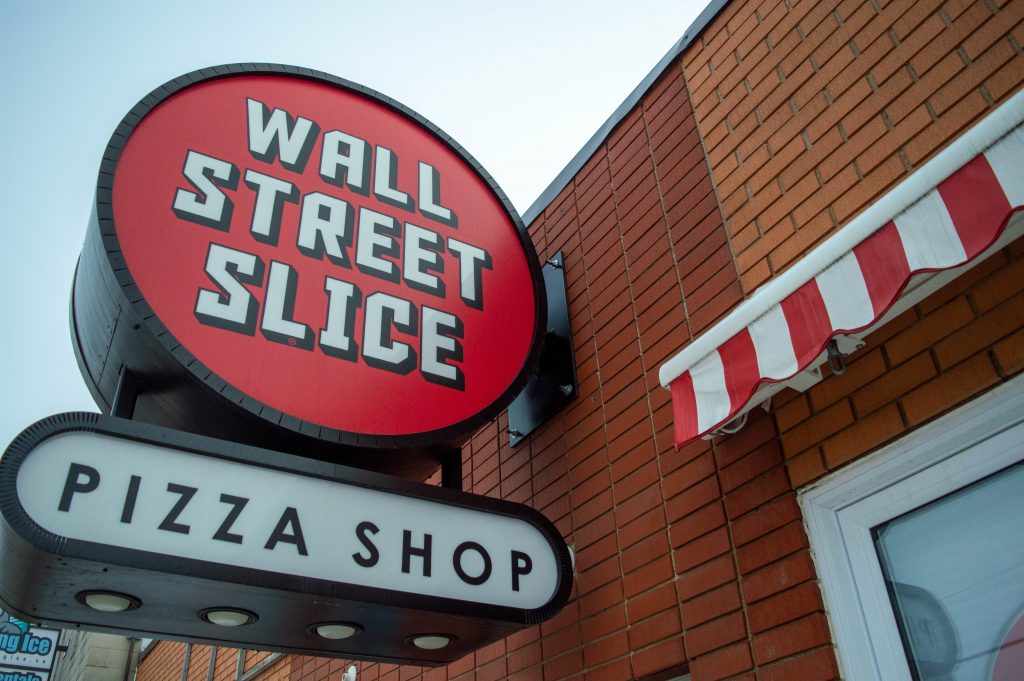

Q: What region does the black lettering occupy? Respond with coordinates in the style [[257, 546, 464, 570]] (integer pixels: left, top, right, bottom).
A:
[[511, 550, 533, 592], [120, 474, 142, 524], [159, 483, 197, 534], [453, 541, 492, 586], [402, 530, 432, 577], [213, 494, 248, 544], [265, 507, 308, 556], [58, 463, 99, 512], [352, 521, 380, 568]]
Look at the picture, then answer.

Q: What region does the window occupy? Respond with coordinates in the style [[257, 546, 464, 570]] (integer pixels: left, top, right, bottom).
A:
[[801, 374, 1024, 681]]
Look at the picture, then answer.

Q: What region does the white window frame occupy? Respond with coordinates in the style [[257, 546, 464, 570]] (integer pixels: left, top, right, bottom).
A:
[[800, 372, 1024, 681]]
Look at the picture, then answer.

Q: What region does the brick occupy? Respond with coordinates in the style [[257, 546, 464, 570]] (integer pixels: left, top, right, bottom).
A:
[[994, 326, 1024, 375], [507, 640, 542, 673], [477, 657, 508, 681], [577, 555, 621, 597], [623, 554, 674, 599], [673, 526, 732, 572], [788, 190, 847, 257], [784, 447, 826, 487], [584, 659, 631, 681], [752, 613, 832, 664], [742, 551, 817, 603], [669, 500, 726, 548], [720, 441, 785, 493], [677, 553, 736, 600], [618, 504, 667, 551], [758, 646, 840, 681], [541, 649, 582, 680], [680, 582, 743, 629], [582, 631, 629, 668], [901, 352, 1000, 425], [614, 480, 664, 529], [736, 521, 810, 574], [934, 293, 1024, 370], [780, 399, 854, 456], [541, 616, 583, 661], [906, 91, 988, 166], [715, 408, 779, 467], [688, 641, 754, 680], [933, 40, 1015, 117], [685, 611, 748, 658], [573, 489, 614, 532], [986, 49, 1024, 101], [821, 402, 905, 467], [620, 528, 670, 575], [574, 533, 617, 576], [630, 637, 686, 679], [917, 249, 1011, 315], [833, 153, 905, 224], [971, 252, 1024, 312], [663, 458, 718, 511], [806, 348, 888, 411], [732, 493, 801, 547], [748, 581, 826, 633], [852, 350, 936, 415], [689, 280, 744, 335], [626, 581, 677, 622], [724, 466, 791, 519], [742, 258, 773, 292], [627, 607, 682, 650]]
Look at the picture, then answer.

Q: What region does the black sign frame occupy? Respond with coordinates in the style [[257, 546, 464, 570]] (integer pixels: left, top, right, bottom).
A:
[[72, 64, 546, 474], [0, 413, 572, 665]]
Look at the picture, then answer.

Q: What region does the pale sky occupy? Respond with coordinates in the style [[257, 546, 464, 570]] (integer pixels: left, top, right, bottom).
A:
[[0, 0, 711, 450]]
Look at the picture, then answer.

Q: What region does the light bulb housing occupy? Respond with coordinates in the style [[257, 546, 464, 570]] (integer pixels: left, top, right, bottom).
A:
[[409, 634, 453, 650], [76, 591, 142, 613], [199, 607, 258, 627], [309, 622, 361, 640]]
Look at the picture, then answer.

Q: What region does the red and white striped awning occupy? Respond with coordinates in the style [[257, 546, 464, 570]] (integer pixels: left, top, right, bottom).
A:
[[659, 94, 1024, 449]]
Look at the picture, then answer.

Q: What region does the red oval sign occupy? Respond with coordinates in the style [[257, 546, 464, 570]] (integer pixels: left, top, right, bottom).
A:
[[87, 66, 542, 447]]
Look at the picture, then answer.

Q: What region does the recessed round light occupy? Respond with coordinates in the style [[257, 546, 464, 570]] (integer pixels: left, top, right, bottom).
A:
[[310, 623, 361, 640], [410, 634, 452, 650], [200, 608, 257, 627], [76, 591, 141, 612]]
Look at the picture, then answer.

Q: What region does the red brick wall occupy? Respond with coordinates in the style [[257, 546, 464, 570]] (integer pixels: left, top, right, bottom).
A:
[[137, 641, 189, 681], [133, 2, 1024, 681], [327, 57, 740, 681], [137, 643, 290, 681], [683, 0, 1024, 294]]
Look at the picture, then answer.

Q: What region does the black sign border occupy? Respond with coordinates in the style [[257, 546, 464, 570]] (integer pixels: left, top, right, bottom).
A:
[[0, 412, 573, 628], [85, 63, 546, 450]]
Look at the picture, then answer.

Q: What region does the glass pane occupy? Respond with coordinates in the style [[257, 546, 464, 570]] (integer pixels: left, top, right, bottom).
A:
[[873, 462, 1024, 681]]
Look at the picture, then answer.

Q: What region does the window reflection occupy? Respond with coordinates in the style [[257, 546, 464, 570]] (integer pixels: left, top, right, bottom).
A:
[[873, 463, 1024, 681]]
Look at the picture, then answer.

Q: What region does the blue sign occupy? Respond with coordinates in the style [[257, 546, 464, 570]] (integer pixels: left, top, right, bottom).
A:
[[0, 611, 57, 674]]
